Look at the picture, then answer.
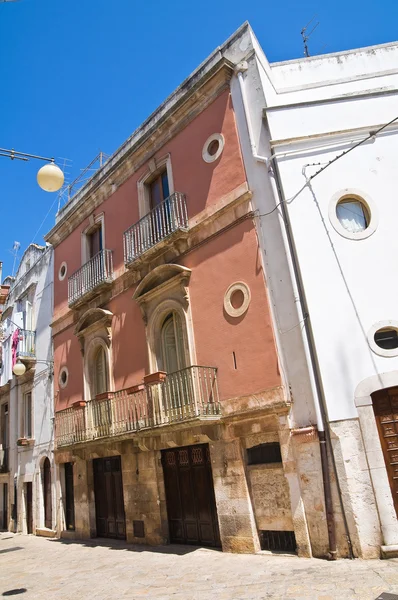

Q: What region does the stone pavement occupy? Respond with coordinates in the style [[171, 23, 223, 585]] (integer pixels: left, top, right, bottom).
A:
[[1, 533, 398, 600]]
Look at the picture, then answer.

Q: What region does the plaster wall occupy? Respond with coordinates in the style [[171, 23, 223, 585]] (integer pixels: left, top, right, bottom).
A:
[[0, 247, 55, 534], [54, 220, 281, 410]]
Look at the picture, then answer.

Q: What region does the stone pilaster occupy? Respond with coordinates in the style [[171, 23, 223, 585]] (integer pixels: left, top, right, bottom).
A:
[[210, 439, 260, 553]]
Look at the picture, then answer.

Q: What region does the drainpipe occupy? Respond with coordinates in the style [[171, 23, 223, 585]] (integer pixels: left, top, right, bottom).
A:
[[235, 63, 353, 559]]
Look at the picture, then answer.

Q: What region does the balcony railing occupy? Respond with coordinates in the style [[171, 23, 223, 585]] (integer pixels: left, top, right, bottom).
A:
[[123, 192, 188, 265], [55, 366, 220, 448], [68, 249, 113, 307], [17, 329, 36, 358]]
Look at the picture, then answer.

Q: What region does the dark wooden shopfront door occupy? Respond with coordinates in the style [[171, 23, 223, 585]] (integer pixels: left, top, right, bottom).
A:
[[372, 387, 398, 517], [161, 444, 220, 547], [93, 456, 126, 539], [25, 482, 33, 534]]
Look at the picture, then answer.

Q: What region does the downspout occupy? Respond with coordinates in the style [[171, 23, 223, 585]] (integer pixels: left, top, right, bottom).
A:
[[235, 63, 353, 559]]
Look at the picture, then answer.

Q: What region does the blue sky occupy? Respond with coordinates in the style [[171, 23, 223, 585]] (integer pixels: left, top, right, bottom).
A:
[[0, 0, 397, 278]]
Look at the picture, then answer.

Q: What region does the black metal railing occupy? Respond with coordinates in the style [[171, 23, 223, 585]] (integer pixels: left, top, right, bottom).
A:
[[123, 192, 188, 265], [68, 249, 113, 306], [17, 329, 36, 358]]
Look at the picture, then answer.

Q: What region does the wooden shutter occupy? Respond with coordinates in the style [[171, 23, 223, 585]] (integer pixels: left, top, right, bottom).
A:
[[94, 347, 107, 396]]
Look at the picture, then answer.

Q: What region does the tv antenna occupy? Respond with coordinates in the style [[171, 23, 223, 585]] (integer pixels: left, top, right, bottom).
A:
[[11, 241, 20, 277], [301, 15, 319, 57]]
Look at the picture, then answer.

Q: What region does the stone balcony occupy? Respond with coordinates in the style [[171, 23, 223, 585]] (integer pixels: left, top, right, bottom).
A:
[[123, 192, 188, 268], [55, 365, 220, 448], [68, 249, 113, 308]]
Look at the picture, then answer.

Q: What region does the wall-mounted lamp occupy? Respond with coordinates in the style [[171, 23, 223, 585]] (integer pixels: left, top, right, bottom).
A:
[[13, 358, 54, 380]]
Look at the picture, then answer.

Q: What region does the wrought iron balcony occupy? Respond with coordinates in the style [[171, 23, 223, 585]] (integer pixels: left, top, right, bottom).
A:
[[17, 329, 36, 359], [55, 366, 220, 448], [123, 192, 188, 266], [68, 249, 113, 307]]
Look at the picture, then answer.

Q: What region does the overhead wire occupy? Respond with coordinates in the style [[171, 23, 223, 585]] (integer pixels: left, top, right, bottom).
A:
[[257, 114, 398, 218]]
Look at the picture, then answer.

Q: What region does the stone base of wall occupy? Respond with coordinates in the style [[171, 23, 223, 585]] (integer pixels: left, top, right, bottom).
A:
[[54, 411, 361, 558]]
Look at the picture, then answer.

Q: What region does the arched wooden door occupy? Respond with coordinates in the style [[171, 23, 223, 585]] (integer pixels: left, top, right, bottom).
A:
[[42, 458, 52, 529], [372, 387, 398, 517]]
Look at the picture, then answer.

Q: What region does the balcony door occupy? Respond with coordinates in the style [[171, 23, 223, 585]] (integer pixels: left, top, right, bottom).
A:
[[88, 225, 103, 259], [161, 313, 185, 375], [148, 171, 170, 247], [160, 313, 192, 417]]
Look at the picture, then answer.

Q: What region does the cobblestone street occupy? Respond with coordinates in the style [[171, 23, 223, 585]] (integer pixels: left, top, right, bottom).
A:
[[1, 533, 398, 600]]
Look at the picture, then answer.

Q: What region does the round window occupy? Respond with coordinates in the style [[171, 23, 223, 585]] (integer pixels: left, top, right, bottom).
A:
[[230, 289, 245, 310], [336, 198, 369, 233], [59, 367, 69, 388], [58, 262, 68, 281], [374, 328, 398, 350], [224, 282, 251, 318], [202, 134, 224, 163], [368, 320, 398, 357], [207, 139, 220, 157], [329, 189, 378, 241]]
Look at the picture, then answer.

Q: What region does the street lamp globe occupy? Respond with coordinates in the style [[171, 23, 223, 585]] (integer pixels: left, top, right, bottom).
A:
[[13, 360, 26, 377], [37, 162, 64, 192]]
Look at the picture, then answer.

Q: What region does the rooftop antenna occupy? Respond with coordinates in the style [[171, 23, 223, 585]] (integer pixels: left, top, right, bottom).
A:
[[11, 241, 20, 277], [301, 15, 319, 58]]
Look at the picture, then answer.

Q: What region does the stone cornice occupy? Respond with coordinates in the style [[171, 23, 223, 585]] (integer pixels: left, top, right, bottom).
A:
[[46, 58, 235, 248]]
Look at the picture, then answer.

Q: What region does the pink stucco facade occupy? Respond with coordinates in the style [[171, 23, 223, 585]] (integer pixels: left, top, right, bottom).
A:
[[52, 89, 281, 412]]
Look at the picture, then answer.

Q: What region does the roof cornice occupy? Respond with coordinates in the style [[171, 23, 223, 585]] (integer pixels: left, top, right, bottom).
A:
[[46, 57, 235, 248]]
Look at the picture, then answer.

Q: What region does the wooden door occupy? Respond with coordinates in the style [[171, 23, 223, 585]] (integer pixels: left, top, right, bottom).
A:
[[2, 483, 8, 530], [89, 226, 102, 259], [162, 444, 220, 547], [25, 482, 32, 534], [93, 456, 126, 540], [42, 458, 52, 529], [64, 463, 75, 531], [372, 388, 398, 517]]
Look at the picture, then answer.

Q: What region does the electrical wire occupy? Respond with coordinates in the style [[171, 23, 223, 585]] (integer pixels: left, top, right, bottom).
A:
[[257, 114, 398, 218]]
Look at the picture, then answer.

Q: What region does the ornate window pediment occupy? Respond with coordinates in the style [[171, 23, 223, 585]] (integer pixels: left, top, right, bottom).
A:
[[133, 264, 195, 374], [74, 308, 113, 340], [133, 264, 191, 305]]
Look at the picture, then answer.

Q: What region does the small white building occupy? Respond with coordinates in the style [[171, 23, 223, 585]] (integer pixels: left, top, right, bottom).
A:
[[227, 25, 398, 558], [0, 244, 55, 536]]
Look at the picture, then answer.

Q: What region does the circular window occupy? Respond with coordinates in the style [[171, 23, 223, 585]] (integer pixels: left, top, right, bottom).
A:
[[59, 367, 69, 388], [58, 262, 67, 281], [202, 133, 224, 163], [374, 328, 398, 350], [368, 321, 398, 357], [336, 198, 369, 233], [224, 282, 251, 318], [329, 189, 378, 240]]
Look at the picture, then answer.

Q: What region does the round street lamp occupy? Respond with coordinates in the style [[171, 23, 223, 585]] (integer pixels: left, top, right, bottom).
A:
[[0, 147, 65, 192], [37, 162, 64, 192], [13, 359, 26, 377]]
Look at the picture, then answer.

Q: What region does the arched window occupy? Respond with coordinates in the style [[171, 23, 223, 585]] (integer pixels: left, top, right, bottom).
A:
[[161, 312, 186, 374], [93, 345, 108, 396]]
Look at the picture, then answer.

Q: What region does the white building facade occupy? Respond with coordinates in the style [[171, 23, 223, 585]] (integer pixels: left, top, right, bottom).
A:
[[226, 26, 398, 558], [0, 244, 55, 536]]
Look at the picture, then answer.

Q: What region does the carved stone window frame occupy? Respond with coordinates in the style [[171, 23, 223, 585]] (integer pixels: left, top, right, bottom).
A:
[[137, 153, 174, 220], [74, 308, 114, 401], [133, 264, 196, 373]]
